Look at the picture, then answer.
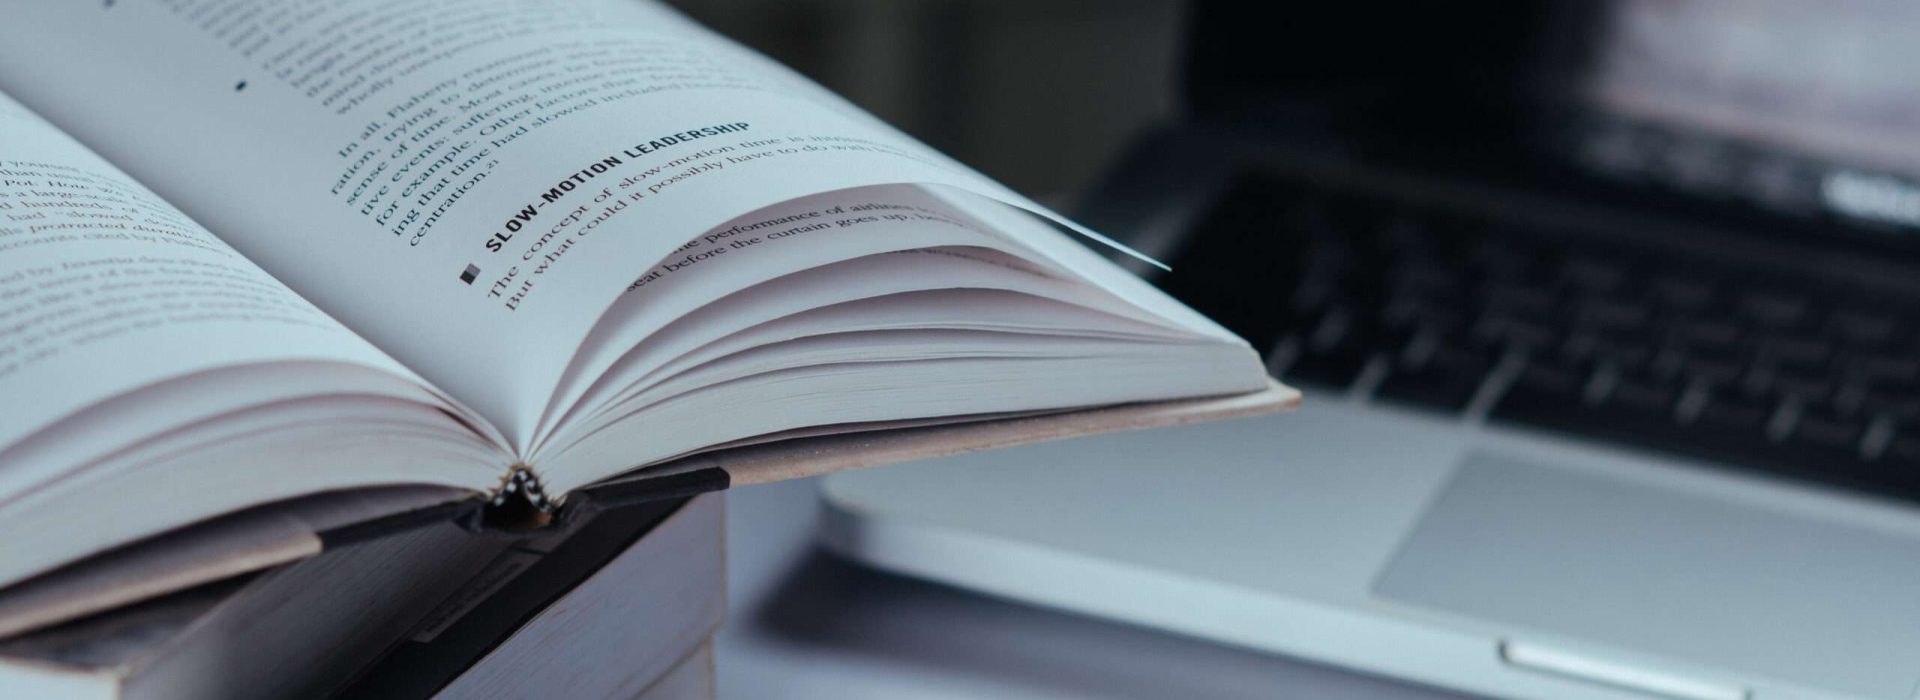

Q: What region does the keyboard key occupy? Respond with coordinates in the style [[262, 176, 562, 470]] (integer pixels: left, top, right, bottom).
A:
[[1481, 281, 1558, 316], [1667, 319, 1745, 348], [1376, 371, 1483, 411], [1282, 348, 1369, 387], [1788, 407, 1863, 448], [1858, 385, 1920, 422], [1650, 275, 1715, 309], [1511, 356, 1590, 397], [1679, 351, 1747, 385], [1739, 290, 1812, 328], [1470, 239, 1534, 279], [1569, 332, 1655, 368], [1572, 298, 1652, 330], [1771, 368, 1838, 403], [1854, 355, 1920, 383], [1377, 343, 1494, 411], [1831, 309, 1898, 346], [1607, 371, 1681, 415], [1473, 313, 1558, 351], [1859, 430, 1920, 492], [1883, 432, 1920, 466], [1692, 392, 1775, 433], [1762, 334, 1832, 368], [1382, 300, 1466, 333], [1392, 260, 1465, 294], [1563, 256, 1632, 293]]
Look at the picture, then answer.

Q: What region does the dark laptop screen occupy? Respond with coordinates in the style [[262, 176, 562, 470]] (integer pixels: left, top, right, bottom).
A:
[[1187, 1, 1920, 243], [1566, 0, 1920, 233]]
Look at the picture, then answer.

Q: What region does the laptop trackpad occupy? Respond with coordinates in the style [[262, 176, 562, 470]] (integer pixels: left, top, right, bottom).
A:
[[1373, 455, 1920, 699]]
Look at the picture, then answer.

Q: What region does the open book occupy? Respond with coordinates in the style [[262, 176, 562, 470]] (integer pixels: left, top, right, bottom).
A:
[[0, 0, 1291, 617]]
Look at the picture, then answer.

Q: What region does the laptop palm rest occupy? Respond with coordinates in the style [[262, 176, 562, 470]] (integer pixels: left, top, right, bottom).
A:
[[1373, 455, 1920, 699]]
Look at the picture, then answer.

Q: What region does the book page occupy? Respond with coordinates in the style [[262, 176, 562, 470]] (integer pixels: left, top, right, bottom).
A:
[[0, 0, 1147, 451], [534, 185, 1189, 448], [0, 92, 428, 455]]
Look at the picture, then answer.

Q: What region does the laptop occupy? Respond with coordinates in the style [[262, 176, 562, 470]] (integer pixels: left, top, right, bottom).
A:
[[817, 2, 1920, 699]]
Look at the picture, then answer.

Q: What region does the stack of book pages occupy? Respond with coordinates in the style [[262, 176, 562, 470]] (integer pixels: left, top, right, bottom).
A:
[[0, 495, 723, 700]]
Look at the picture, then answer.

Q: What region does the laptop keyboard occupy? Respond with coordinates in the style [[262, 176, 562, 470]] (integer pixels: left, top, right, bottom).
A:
[[1159, 175, 1920, 502]]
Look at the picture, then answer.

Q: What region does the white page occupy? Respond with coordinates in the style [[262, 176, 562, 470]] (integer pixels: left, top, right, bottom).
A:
[[565, 308, 1210, 456], [0, 415, 496, 589], [0, 0, 1159, 451], [0, 361, 470, 510], [614, 330, 1186, 417], [548, 279, 1192, 456], [0, 92, 430, 458], [2, 395, 492, 524], [619, 289, 1192, 411], [535, 184, 1183, 447]]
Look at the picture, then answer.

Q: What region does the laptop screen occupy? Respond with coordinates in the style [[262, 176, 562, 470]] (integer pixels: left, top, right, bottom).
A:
[[1567, 0, 1920, 233], [1185, 1, 1920, 246]]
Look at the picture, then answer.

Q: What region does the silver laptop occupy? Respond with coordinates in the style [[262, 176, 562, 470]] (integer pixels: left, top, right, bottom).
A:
[[818, 2, 1920, 699]]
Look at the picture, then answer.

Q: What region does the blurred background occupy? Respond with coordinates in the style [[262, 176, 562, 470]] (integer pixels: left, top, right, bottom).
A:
[[667, 0, 1184, 200]]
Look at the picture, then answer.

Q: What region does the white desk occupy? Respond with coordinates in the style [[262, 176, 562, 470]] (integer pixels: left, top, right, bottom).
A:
[[716, 478, 1479, 700]]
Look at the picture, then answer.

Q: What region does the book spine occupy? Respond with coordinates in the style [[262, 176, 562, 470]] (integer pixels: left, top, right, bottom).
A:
[[465, 464, 730, 534], [479, 465, 558, 531]]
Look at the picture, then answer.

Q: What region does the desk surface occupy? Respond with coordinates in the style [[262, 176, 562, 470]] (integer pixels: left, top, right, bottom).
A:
[[715, 478, 1478, 700]]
